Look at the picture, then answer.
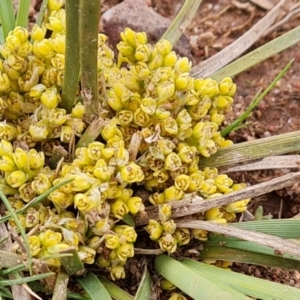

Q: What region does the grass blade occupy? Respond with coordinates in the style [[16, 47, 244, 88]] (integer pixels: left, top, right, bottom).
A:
[[211, 25, 300, 81], [154, 254, 250, 299], [61, 0, 80, 113], [183, 258, 300, 300], [0, 0, 15, 39], [76, 271, 111, 300], [200, 245, 300, 270], [15, 0, 30, 28], [221, 59, 293, 136], [160, 0, 202, 45], [0, 273, 55, 286], [99, 277, 133, 300], [122, 214, 135, 228], [134, 266, 151, 300]]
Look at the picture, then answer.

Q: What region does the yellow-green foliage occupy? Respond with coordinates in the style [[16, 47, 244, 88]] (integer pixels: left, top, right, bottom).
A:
[[0, 2, 249, 280]]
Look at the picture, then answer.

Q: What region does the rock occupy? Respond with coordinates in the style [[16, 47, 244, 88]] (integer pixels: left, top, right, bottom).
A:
[[101, 0, 194, 62]]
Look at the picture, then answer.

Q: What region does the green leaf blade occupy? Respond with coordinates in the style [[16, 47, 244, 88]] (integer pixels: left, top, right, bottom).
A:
[[76, 271, 111, 300]]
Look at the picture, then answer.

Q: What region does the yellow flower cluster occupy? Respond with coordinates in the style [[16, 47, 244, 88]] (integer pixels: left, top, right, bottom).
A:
[[0, 0, 249, 280]]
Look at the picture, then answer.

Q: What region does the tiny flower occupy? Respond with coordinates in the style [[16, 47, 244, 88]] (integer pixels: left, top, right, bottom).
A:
[[31, 173, 52, 195], [146, 219, 163, 241], [41, 87, 59, 109], [161, 279, 176, 291], [0, 156, 17, 172], [78, 246, 96, 264], [113, 225, 137, 243], [159, 204, 172, 223], [116, 243, 134, 261], [39, 229, 62, 247], [158, 234, 177, 254], [118, 162, 144, 184], [110, 265, 125, 281], [126, 196, 145, 214], [28, 235, 41, 256], [6, 170, 29, 188], [110, 199, 129, 219], [173, 228, 190, 246], [31, 24, 47, 41]]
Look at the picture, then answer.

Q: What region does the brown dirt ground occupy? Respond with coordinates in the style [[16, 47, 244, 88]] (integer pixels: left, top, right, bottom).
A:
[[27, 0, 300, 299]]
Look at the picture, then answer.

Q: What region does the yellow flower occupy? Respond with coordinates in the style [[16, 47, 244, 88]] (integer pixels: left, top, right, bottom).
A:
[[96, 254, 111, 268], [0, 140, 13, 158], [110, 265, 125, 281], [113, 225, 137, 243], [158, 204, 172, 223], [28, 149, 45, 170], [19, 182, 36, 202], [25, 208, 39, 228], [118, 162, 144, 184], [146, 219, 163, 241], [48, 0, 64, 12], [174, 174, 190, 191], [6, 170, 29, 188], [71, 102, 85, 119], [158, 234, 177, 254], [168, 293, 187, 300], [41, 87, 59, 109], [164, 186, 184, 202], [149, 192, 166, 205], [110, 199, 129, 219], [163, 220, 176, 235], [126, 196, 145, 214], [192, 228, 208, 241], [49, 190, 74, 210], [78, 246, 96, 264], [31, 173, 52, 195], [28, 236, 41, 256], [161, 279, 176, 291], [31, 24, 46, 41], [29, 121, 49, 141], [173, 228, 190, 246], [0, 156, 17, 172], [0, 72, 10, 91], [74, 193, 90, 211], [116, 243, 134, 261], [39, 229, 62, 247], [33, 39, 55, 58]]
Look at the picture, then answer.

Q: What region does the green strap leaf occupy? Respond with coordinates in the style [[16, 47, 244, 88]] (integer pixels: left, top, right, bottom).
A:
[[183, 258, 300, 300], [99, 277, 133, 300], [76, 271, 111, 300], [15, 0, 31, 28], [154, 254, 250, 300]]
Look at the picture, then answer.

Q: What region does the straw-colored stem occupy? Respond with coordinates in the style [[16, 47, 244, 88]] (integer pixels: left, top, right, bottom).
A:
[[191, 0, 285, 78], [199, 130, 300, 169], [52, 272, 69, 300], [212, 25, 300, 81], [135, 172, 300, 225], [61, 0, 80, 113], [177, 220, 300, 257]]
